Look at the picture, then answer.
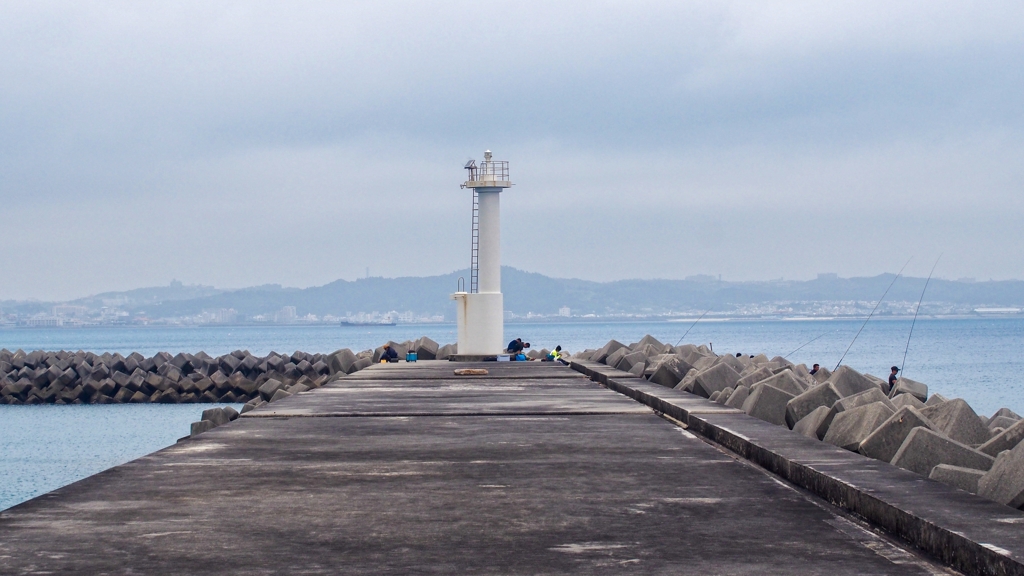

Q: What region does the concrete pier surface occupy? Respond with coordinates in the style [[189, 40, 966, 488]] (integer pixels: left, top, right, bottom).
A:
[[0, 361, 956, 574]]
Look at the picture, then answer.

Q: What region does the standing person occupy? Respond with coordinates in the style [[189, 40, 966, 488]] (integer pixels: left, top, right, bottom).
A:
[[888, 366, 900, 388], [810, 364, 820, 376]]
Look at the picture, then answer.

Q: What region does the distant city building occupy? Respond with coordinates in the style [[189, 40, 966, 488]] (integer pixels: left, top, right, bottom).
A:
[[504, 310, 515, 321], [685, 274, 718, 283], [275, 306, 297, 323], [214, 309, 238, 323], [26, 315, 63, 327], [52, 305, 88, 317], [558, 306, 571, 317]]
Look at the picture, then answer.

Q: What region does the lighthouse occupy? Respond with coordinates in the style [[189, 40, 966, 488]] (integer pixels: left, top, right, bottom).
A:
[[451, 150, 511, 357]]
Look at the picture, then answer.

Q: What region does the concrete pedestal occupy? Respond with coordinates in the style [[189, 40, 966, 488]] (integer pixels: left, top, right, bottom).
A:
[[451, 291, 504, 356]]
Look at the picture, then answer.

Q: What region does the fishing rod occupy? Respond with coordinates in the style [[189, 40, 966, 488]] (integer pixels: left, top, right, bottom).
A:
[[900, 254, 941, 379], [834, 258, 912, 371], [675, 309, 710, 347], [784, 330, 835, 359]]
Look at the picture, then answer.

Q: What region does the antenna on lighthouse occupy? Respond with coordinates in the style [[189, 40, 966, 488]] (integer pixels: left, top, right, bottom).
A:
[[451, 150, 513, 359]]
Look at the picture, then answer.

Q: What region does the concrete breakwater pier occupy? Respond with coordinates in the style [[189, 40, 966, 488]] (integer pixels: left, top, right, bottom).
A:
[[572, 336, 1024, 515], [0, 338, 448, 405], [3, 340, 1024, 574]]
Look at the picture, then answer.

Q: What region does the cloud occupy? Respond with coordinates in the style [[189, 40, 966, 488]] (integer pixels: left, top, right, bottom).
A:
[[0, 1, 1022, 299]]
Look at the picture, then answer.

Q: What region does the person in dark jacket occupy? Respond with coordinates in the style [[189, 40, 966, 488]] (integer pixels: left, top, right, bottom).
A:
[[888, 366, 900, 387], [380, 344, 399, 363], [507, 338, 524, 354]]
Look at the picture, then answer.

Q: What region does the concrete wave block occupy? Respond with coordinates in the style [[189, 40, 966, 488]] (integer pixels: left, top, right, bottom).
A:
[[593, 340, 627, 364], [435, 344, 455, 360], [627, 362, 645, 376], [925, 393, 948, 407], [724, 385, 750, 409], [752, 370, 808, 398], [351, 358, 372, 372], [258, 378, 285, 401], [920, 398, 992, 446], [817, 388, 895, 440], [988, 408, 1022, 425], [823, 402, 895, 451], [296, 360, 316, 378], [641, 354, 672, 378], [616, 351, 648, 372], [635, 334, 664, 350], [415, 337, 439, 360], [269, 388, 293, 403], [673, 368, 698, 392], [715, 353, 746, 374], [858, 406, 937, 463], [190, 420, 214, 437], [742, 384, 795, 427], [717, 387, 733, 405], [891, 428, 995, 477], [929, 464, 985, 494], [825, 366, 878, 398], [648, 355, 694, 388], [603, 347, 629, 369], [864, 373, 891, 395], [792, 406, 831, 440], [811, 366, 831, 383], [708, 391, 722, 402], [157, 389, 180, 403], [980, 419, 1024, 457], [218, 354, 242, 374], [978, 441, 1024, 509], [889, 377, 928, 402], [202, 407, 230, 427], [692, 363, 742, 398], [785, 383, 842, 429], [310, 360, 329, 376], [736, 366, 773, 389], [891, 393, 925, 410], [988, 416, 1019, 431], [240, 399, 265, 414]]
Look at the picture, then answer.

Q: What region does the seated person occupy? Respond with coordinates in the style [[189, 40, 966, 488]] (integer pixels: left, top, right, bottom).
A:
[[380, 344, 399, 363], [546, 345, 568, 365], [517, 342, 532, 361]]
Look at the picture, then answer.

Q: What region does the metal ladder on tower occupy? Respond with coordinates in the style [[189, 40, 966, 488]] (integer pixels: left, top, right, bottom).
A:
[[470, 189, 480, 293]]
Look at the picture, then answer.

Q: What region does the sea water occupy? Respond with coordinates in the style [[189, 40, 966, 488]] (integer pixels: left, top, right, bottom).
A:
[[0, 403, 240, 511], [0, 317, 1021, 510]]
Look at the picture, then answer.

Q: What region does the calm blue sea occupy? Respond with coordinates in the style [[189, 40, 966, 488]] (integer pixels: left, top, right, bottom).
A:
[[1, 318, 1021, 510]]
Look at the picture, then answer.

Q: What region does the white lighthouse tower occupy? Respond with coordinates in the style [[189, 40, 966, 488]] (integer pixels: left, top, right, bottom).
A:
[[451, 150, 511, 358]]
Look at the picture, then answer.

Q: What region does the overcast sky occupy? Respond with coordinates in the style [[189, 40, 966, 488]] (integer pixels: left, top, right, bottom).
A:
[[2, 1, 1022, 301]]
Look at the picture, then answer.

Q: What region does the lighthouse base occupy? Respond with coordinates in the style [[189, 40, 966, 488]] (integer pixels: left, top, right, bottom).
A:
[[451, 292, 504, 357]]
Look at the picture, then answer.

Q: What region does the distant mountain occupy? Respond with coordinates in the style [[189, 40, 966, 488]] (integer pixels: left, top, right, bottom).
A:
[[72, 280, 224, 308], [4, 269, 1024, 320]]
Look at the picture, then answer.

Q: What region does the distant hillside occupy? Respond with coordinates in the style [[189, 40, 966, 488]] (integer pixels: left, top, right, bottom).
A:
[[2, 268, 1024, 319], [7, 268, 1019, 320]]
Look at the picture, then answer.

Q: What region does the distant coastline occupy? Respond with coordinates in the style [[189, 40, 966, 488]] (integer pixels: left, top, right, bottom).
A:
[[2, 312, 1022, 331]]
